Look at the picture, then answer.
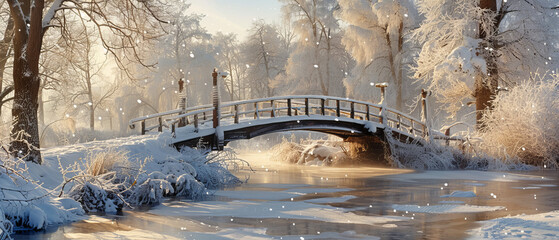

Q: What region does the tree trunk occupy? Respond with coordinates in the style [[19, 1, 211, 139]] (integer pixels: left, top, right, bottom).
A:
[[476, 0, 498, 127], [9, 0, 45, 164]]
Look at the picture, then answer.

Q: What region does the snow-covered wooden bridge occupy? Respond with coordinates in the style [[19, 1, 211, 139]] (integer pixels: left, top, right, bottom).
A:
[[129, 70, 455, 150]]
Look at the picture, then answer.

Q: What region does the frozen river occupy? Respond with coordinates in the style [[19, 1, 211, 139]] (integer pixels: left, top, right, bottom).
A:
[[16, 152, 559, 239]]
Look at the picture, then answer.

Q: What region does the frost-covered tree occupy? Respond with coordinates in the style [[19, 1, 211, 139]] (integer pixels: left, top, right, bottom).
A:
[[338, 0, 417, 110], [4, 0, 165, 163], [149, 1, 208, 109], [280, 0, 349, 96], [413, 0, 559, 123], [213, 32, 247, 101], [243, 21, 285, 98]]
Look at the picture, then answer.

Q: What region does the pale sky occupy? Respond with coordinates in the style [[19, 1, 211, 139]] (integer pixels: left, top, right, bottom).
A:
[[189, 0, 283, 40]]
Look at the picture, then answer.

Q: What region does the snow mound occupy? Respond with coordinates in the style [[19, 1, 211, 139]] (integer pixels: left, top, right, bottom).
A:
[[468, 211, 559, 239]]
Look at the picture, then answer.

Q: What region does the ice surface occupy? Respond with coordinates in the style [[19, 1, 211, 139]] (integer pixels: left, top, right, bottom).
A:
[[388, 170, 550, 182], [392, 204, 504, 214], [303, 195, 357, 204], [151, 200, 407, 225], [440, 191, 476, 198]]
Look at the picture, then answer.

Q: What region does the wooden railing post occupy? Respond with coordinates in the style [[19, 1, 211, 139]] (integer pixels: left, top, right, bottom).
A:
[[421, 89, 430, 139], [321, 99, 326, 115], [141, 120, 146, 135], [287, 99, 292, 116], [445, 128, 450, 146], [212, 69, 220, 129], [305, 98, 310, 116], [271, 100, 275, 117], [336, 100, 341, 117], [397, 115, 401, 130], [234, 105, 239, 124], [350, 102, 355, 119], [194, 114, 199, 132], [203, 112, 207, 121], [171, 123, 176, 138], [366, 105, 370, 121], [158, 117, 163, 132], [254, 102, 259, 119]]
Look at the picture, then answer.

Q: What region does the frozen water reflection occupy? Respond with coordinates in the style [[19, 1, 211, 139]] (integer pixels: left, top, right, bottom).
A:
[[17, 152, 559, 239]]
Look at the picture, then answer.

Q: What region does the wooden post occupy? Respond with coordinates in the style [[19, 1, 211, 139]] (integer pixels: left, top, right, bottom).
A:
[[421, 89, 428, 123], [366, 105, 370, 121], [397, 115, 401, 130], [171, 123, 176, 138], [321, 99, 325, 115], [254, 102, 259, 119], [305, 98, 309, 116], [376, 83, 388, 125], [203, 112, 207, 121], [336, 100, 341, 117], [212, 69, 220, 129], [158, 117, 163, 132], [271, 100, 275, 117], [421, 89, 429, 139], [194, 114, 199, 132], [234, 105, 239, 124], [350, 102, 355, 119], [141, 120, 146, 135], [287, 99, 292, 116], [445, 128, 450, 146]]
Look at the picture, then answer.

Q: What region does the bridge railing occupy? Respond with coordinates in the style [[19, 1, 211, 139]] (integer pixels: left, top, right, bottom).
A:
[[129, 95, 428, 139]]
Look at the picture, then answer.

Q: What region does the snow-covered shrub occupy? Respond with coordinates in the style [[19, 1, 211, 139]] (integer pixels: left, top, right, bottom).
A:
[[175, 173, 205, 199], [478, 74, 559, 168], [59, 150, 131, 213], [270, 137, 351, 166], [270, 139, 304, 164], [0, 156, 84, 236], [384, 129, 530, 170], [66, 177, 125, 213], [189, 149, 243, 189], [125, 175, 173, 206]]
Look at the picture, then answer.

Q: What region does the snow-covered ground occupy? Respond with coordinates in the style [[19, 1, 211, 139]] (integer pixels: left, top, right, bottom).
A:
[[468, 211, 559, 239], [3, 132, 239, 238]]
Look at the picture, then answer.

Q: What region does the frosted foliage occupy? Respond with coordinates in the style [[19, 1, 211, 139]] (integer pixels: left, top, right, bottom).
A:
[[413, 0, 483, 116], [338, 0, 417, 109], [384, 129, 530, 170], [414, 0, 559, 117], [279, 0, 349, 97], [478, 74, 559, 168]]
